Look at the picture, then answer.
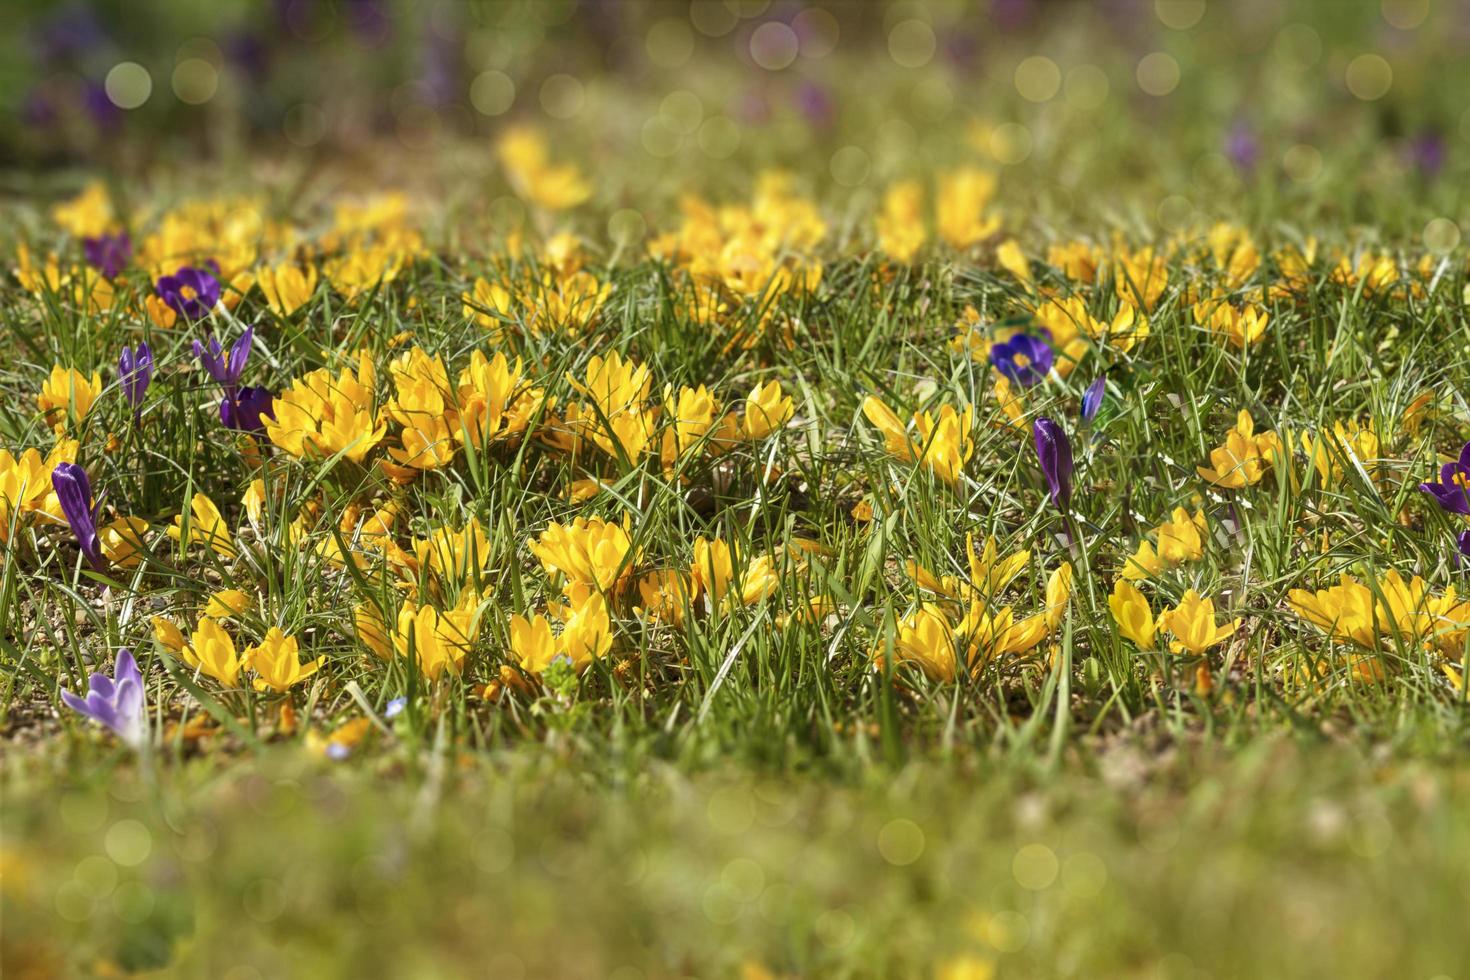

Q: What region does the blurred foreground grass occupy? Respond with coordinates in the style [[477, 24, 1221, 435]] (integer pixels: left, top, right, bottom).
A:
[[5, 739, 1467, 979]]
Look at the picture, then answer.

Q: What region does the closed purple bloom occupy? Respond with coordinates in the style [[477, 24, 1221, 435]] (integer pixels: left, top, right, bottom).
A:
[[1033, 417, 1074, 511], [60, 648, 146, 748], [194, 325, 254, 388], [1456, 531, 1470, 567], [51, 462, 104, 572], [156, 265, 221, 320], [1410, 129, 1446, 180], [221, 386, 276, 431], [118, 342, 152, 415], [1081, 374, 1106, 422], [990, 333, 1054, 388], [83, 231, 131, 279], [1419, 440, 1470, 515]]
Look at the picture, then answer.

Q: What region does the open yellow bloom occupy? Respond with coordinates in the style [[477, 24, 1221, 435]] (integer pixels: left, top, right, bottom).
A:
[[257, 262, 318, 315], [1158, 589, 1239, 655], [742, 380, 793, 440], [566, 351, 656, 462], [52, 181, 114, 237], [37, 366, 102, 427], [509, 592, 612, 674], [99, 516, 149, 568], [183, 617, 242, 688], [958, 602, 1049, 666], [529, 515, 637, 597], [1108, 580, 1157, 650], [169, 492, 236, 559], [1197, 410, 1282, 488], [463, 276, 515, 333], [875, 180, 926, 264], [394, 601, 476, 680], [204, 588, 253, 619], [689, 536, 779, 612], [906, 534, 1030, 605], [1298, 420, 1378, 486], [996, 239, 1032, 288], [883, 604, 958, 681], [862, 395, 974, 486], [265, 350, 385, 464], [413, 517, 492, 588], [455, 350, 544, 448], [1122, 508, 1207, 581], [499, 127, 592, 211], [660, 384, 719, 470], [1113, 245, 1169, 311], [244, 628, 322, 693], [635, 569, 697, 625], [1193, 296, 1268, 348], [936, 168, 1002, 250]]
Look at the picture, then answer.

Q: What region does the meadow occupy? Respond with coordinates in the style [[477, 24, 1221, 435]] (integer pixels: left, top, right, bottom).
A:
[[5, 1, 1470, 977]]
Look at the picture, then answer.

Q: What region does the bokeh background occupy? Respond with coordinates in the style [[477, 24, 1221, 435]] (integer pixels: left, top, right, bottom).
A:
[[2, 0, 1466, 233]]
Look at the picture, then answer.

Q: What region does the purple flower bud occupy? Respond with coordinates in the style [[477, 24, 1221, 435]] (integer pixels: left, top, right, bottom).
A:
[[60, 648, 146, 748], [989, 333, 1054, 388], [221, 386, 276, 432], [1225, 121, 1259, 173], [156, 265, 221, 321], [1419, 440, 1470, 515], [194, 325, 254, 388], [1081, 375, 1106, 422], [1456, 531, 1470, 567], [51, 461, 104, 572], [83, 231, 132, 279], [118, 342, 152, 417], [1033, 417, 1074, 511]]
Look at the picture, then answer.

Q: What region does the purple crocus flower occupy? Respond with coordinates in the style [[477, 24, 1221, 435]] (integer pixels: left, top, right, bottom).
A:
[[156, 265, 221, 320], [51, 462, 105, 572], [1420, 441, 1470, 514], [194, 325, 254, 388], [118, 342, 152, 420], [220, 386, 276, 431], [60, 648, 146, 749], [990, 333, 1054, 387], [1410, 129, 1446, 180], [1081, 375, 1106, 422], [1455, 531, 1470, 567], [1033, 417, 1074, 511], [83, 231, 132, 279]]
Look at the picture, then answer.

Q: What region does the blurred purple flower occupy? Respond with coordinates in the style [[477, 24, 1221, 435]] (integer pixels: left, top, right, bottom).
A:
[[82, 81, 122, 131], [1225, 121, 1259, 173], [1410, 130, 1446, 180], [1420, 441, 1470, 514], [194, 325, 254, 388], [1457, 531, 1470, 567], [51, 462, 105, 572], [1081, 375, 1106, 422], [118, 342, 152, 419], [84, 231, 131, 279], [31, 5, 107, 64], [60, 648, 146, 748], [794, 81, 834, 128], [1033, 417, 1074, 511], [990, 333, 1054, 387], [157, 266, 221, 320], [221, 386, 276, 432]]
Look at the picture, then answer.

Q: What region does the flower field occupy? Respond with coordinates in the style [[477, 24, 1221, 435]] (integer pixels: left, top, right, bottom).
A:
[[6, 2, 1470, 977]]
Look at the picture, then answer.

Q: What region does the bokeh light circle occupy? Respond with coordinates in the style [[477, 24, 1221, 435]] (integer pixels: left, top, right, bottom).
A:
[[172, 58, 219, 105], [608, 209, 648, 246], [990, 123, 1033, 165], [1424, 217, 1461, 254], [1015, 55, 1062, 102], [1156, 0, 1206, 29], [646, 18, 695, 68], [540, 73, 585, 118], [1012, 843, 1060, 890], [690, 0, 738, 37], [1064, 65, 1110, 109], [793, 8, 839, 58], [1382, 0, 1430, 30], [1136, 52, 1181, 95], [661, 90, 704, 134], [1283, 143, 1323, 183], [1345, 54, 1393, 100], [641, 115, 681, 157], [105, 62, 152, 109], [750, 21, 799, 70], [1273, 24, 1322, 71], [829, 145, 871, 186], [470, 71, 515, 115], [888, 19, 936, 68], [698, 115, 741, 158]]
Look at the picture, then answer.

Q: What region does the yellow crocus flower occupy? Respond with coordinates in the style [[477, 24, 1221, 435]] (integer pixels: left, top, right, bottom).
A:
[[1108, 580, 1157, 650], [1158, 589, 1239, 655], [244, 628, 322, 693]]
